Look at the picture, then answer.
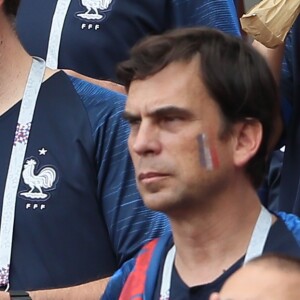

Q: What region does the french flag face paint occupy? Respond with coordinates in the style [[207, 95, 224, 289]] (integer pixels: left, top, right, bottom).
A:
[[197, 133, 220, 170]]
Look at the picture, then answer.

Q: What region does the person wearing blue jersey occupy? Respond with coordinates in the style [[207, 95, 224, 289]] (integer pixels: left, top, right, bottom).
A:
[[15, 0, 240, 87], [102, 27, 300, 300], [268, 19, 300, 215], [242, 2, 300, 216], [0, 0, 169, 299]]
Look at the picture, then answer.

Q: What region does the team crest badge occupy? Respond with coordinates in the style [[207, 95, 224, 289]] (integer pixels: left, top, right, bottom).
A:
[[19, 158, 57, 201], [77, 0, 113, 20]]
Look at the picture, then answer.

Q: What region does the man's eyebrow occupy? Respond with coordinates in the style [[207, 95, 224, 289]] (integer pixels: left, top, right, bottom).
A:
[[148, 106, 193, 118], [122, 106, 194, 121], [122, 111, 140, 121]]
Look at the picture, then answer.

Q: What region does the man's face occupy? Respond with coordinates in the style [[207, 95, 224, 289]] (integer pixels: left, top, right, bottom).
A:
[[218, 263, 300, 300], [124, 58, 234, 214]]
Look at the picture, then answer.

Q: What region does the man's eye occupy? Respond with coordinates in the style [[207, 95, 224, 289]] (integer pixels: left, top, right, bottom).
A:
[[128, 119, 141, 127], [163, 116, 182, 122]]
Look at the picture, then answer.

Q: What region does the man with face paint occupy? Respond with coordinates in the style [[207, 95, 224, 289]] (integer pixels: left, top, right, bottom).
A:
[[101, 27, 300, 300], [209, 254, 300, 300]]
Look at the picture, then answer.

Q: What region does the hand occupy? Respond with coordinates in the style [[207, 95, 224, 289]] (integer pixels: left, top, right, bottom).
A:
[[0, 291, 9, 300]]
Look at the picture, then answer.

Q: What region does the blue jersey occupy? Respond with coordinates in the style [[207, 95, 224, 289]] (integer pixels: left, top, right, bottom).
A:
[[16, 0, 240, 81], [0, 71, 169, 290]]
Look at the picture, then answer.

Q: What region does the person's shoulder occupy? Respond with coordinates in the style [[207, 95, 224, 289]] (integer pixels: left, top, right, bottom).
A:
[[131, 232, 172, 265], [66, 75, 128, 131], [68, 75, 126, 110], [102, 234, 172, 300], [39, 71, 126, 116]]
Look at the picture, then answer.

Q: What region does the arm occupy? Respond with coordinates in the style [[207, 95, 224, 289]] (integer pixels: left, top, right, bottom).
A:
[[0, 278, 109, 300], [30, 278, 109, 300], [252, 40, 285, 84], [64, 69, 126, 94]]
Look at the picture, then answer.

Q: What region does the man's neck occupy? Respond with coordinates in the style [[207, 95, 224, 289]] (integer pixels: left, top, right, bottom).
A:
[[0, 21, 57, 116], [169, 183, 270, 287], [0, 22, 33, 115]]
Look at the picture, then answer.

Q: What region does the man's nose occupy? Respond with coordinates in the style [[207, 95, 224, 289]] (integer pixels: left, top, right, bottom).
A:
[[131, 122, 162, 156]]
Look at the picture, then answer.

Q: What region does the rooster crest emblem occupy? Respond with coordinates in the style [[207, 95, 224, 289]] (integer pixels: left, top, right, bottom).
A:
[[20, 158, 57, 200], [77, 0, 113, 20]]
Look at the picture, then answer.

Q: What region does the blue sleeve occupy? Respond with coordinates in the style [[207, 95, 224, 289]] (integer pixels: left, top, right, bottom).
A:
[[170, 0, 241, 36], [277, 211, 300, 246], [71, 77, 170, 266], [101, 258, 135, 300]]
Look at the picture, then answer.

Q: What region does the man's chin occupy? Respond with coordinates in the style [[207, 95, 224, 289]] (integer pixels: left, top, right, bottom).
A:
[[141, 193, 174, 213]]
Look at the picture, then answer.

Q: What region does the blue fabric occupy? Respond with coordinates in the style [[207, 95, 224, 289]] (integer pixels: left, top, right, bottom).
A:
[[102, 233, 172, 300], [102, 258, 136, 300], [268, 17, 300, 216], [70, 76, 171, 264], [277, 212, 300, 246], [16, 0, 240, 81], [102, 216, 300, 299], [0, 72, 170, 290]]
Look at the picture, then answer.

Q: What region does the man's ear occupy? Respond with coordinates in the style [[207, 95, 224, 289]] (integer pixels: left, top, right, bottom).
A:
[[232, 119, 262, 168]]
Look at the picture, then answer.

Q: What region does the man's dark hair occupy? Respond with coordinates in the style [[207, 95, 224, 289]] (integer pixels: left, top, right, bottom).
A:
[[118, 27, 278, 188], [4, 0, 20, 17]]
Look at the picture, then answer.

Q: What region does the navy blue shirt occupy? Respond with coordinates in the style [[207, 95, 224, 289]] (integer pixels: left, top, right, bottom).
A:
[[16, 0, 240, 81], [163, 218, 300, 300], [265, 18, 300, 216], [0, 72, 169, 290], [103, 218, 300, 299]]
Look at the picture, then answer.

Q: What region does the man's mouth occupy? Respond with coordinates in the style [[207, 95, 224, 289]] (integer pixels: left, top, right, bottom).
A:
[[138, 172, 169, 182]]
